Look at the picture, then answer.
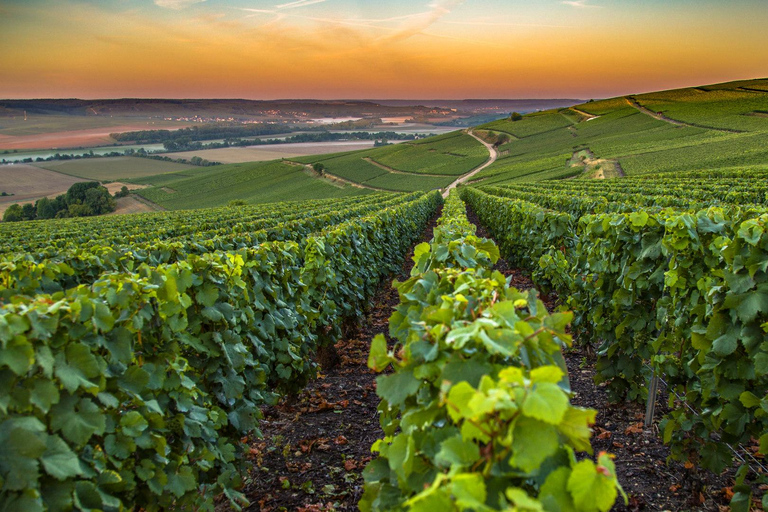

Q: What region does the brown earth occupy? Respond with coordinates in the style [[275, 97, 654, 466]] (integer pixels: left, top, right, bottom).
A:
[[0, 124, 179, 150], [0, 168, 151, 217], [110, 195, 158, 215], [0, 164, 86, 216]]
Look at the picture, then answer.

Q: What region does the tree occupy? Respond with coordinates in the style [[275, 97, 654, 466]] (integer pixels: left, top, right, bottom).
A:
[[68, 203, 93, 217], [21, 203, 36, 220], [2, 204, 23, 222], [510, 112, 523, 121], [84, 186, 116, 215], [36, 197, 57, 219], [312, 162, 325, 176], [66, 181, 102, 205]]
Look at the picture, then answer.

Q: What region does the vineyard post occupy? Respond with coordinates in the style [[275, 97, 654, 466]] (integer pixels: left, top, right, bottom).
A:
[[644, 370, 660, 428], [645, 254, 672, 428]]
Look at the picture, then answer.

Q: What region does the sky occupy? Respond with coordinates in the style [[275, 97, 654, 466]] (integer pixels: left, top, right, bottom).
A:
[[1, 0, 767, 100]]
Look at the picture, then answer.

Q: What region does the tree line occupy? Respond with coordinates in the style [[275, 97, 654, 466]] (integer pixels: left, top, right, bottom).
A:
[[2, 182, 116, 222]]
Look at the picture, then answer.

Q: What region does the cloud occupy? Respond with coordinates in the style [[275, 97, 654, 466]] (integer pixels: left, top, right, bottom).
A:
[[154, 0, 206, 9], [561, 1, 599, 7], [373, 0, 466, 44], [275, 0, 327, 9]]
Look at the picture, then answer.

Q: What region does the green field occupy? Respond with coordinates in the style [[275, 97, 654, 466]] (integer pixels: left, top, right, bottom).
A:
[[34, 156, 195, 181], [469, 78, 768, 184], [132, 160, 370, 209], [292, 131, 486, 190]]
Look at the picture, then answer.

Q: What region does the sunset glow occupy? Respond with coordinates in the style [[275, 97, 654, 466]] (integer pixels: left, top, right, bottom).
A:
[[2, 0, 767, 99]]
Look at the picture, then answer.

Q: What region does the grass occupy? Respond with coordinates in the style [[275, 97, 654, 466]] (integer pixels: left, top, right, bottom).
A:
[[34, 157, 195, 181], [290, 131, 487, 191], [468, 78, 768, 183], [132, 161, 369, 209]]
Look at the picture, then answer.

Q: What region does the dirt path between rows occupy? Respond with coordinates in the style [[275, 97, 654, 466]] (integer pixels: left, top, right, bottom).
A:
[[442, 129, 498, 197], [464, 204, 743, 512], [570, 107, 600, 121], [229, 207, 442, 511]]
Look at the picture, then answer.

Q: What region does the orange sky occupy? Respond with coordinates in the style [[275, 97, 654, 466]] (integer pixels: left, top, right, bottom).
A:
[[1, 0, 767, 99]]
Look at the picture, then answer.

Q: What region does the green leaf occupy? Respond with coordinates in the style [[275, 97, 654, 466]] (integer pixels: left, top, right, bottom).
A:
[[435, 435, 480, 469], [93, 302, 115, 332], [368, 334, 392, 372], [196, 283, 219, 308], [74, 481, 102, 510], [452, 473, 487, 508], [0, 420, 47, 491], [530, 366, 564, 384], [41, 435, 83, 480], [522, 382, 569, 424], [376, 372, 421, 408], [558, 407, 597, 453], [540, 467, 575, 511], [511, 417, 558, 473], [167, 466, 196, 498], [446, 381, 476, 423], [567, 458, 618, 512], [629, 211, 649, 227], [30, 379, 60, 414], [506, 488, 544, 511], [386, 434, 415, 483], [50, 396, 106, 447], [54, 343, 100, 393], [0, 337, 34, 375], [120, 411, 149, 438], [739, 391, 761, 408]]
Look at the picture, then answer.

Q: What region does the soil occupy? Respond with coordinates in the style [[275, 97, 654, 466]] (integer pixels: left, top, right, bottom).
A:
[[229, 206, 442, 512], [229, 204, 753, 512]]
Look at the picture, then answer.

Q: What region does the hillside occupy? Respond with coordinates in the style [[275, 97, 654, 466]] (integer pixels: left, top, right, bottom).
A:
[[466, 78, 768, 184]]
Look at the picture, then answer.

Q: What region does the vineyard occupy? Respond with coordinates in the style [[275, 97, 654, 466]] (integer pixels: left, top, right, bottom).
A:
[[0, 192, 443, 510], [462, 167, 768, 510], [1, 79, 768, 512]]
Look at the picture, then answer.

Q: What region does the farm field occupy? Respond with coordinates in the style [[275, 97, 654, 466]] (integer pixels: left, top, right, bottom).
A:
[[34, 156, 195, 181], [0, 118, 190, 149], [132, 160, 370, 208], [163, 140, 387, 164], [0, 164, 86, 216]]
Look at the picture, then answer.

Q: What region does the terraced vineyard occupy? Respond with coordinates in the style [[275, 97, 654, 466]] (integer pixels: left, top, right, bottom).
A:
[[293, 131, 487, 192], [470, 78, 768, 184], [463, 167, 768, 508], [0, 192, 442, 510]]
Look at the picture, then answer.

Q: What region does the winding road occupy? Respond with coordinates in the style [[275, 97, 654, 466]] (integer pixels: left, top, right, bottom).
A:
[[442, 130, 498, 198]]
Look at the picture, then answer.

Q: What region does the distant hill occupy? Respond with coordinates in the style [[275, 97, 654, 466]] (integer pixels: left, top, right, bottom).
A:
[[0, 98, 580, 120], [374, 99, 582, 114]]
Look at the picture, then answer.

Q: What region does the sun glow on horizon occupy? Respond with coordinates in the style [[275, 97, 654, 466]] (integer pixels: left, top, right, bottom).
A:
[[1, 0, 767, 99]]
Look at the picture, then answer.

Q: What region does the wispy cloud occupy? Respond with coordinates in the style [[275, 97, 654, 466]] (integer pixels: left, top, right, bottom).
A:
[[561, 0, 600, 7], [275, 0, 327, 8], [154, 0, 206, 9]]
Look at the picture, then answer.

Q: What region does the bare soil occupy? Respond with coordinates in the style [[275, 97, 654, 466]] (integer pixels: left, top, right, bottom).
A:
[[227, 207, 441, 512], [0, 124, 185, 150], [110, 195, 158, 215], [0, 164, 86, 215], [164, 141, 384, 165]]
